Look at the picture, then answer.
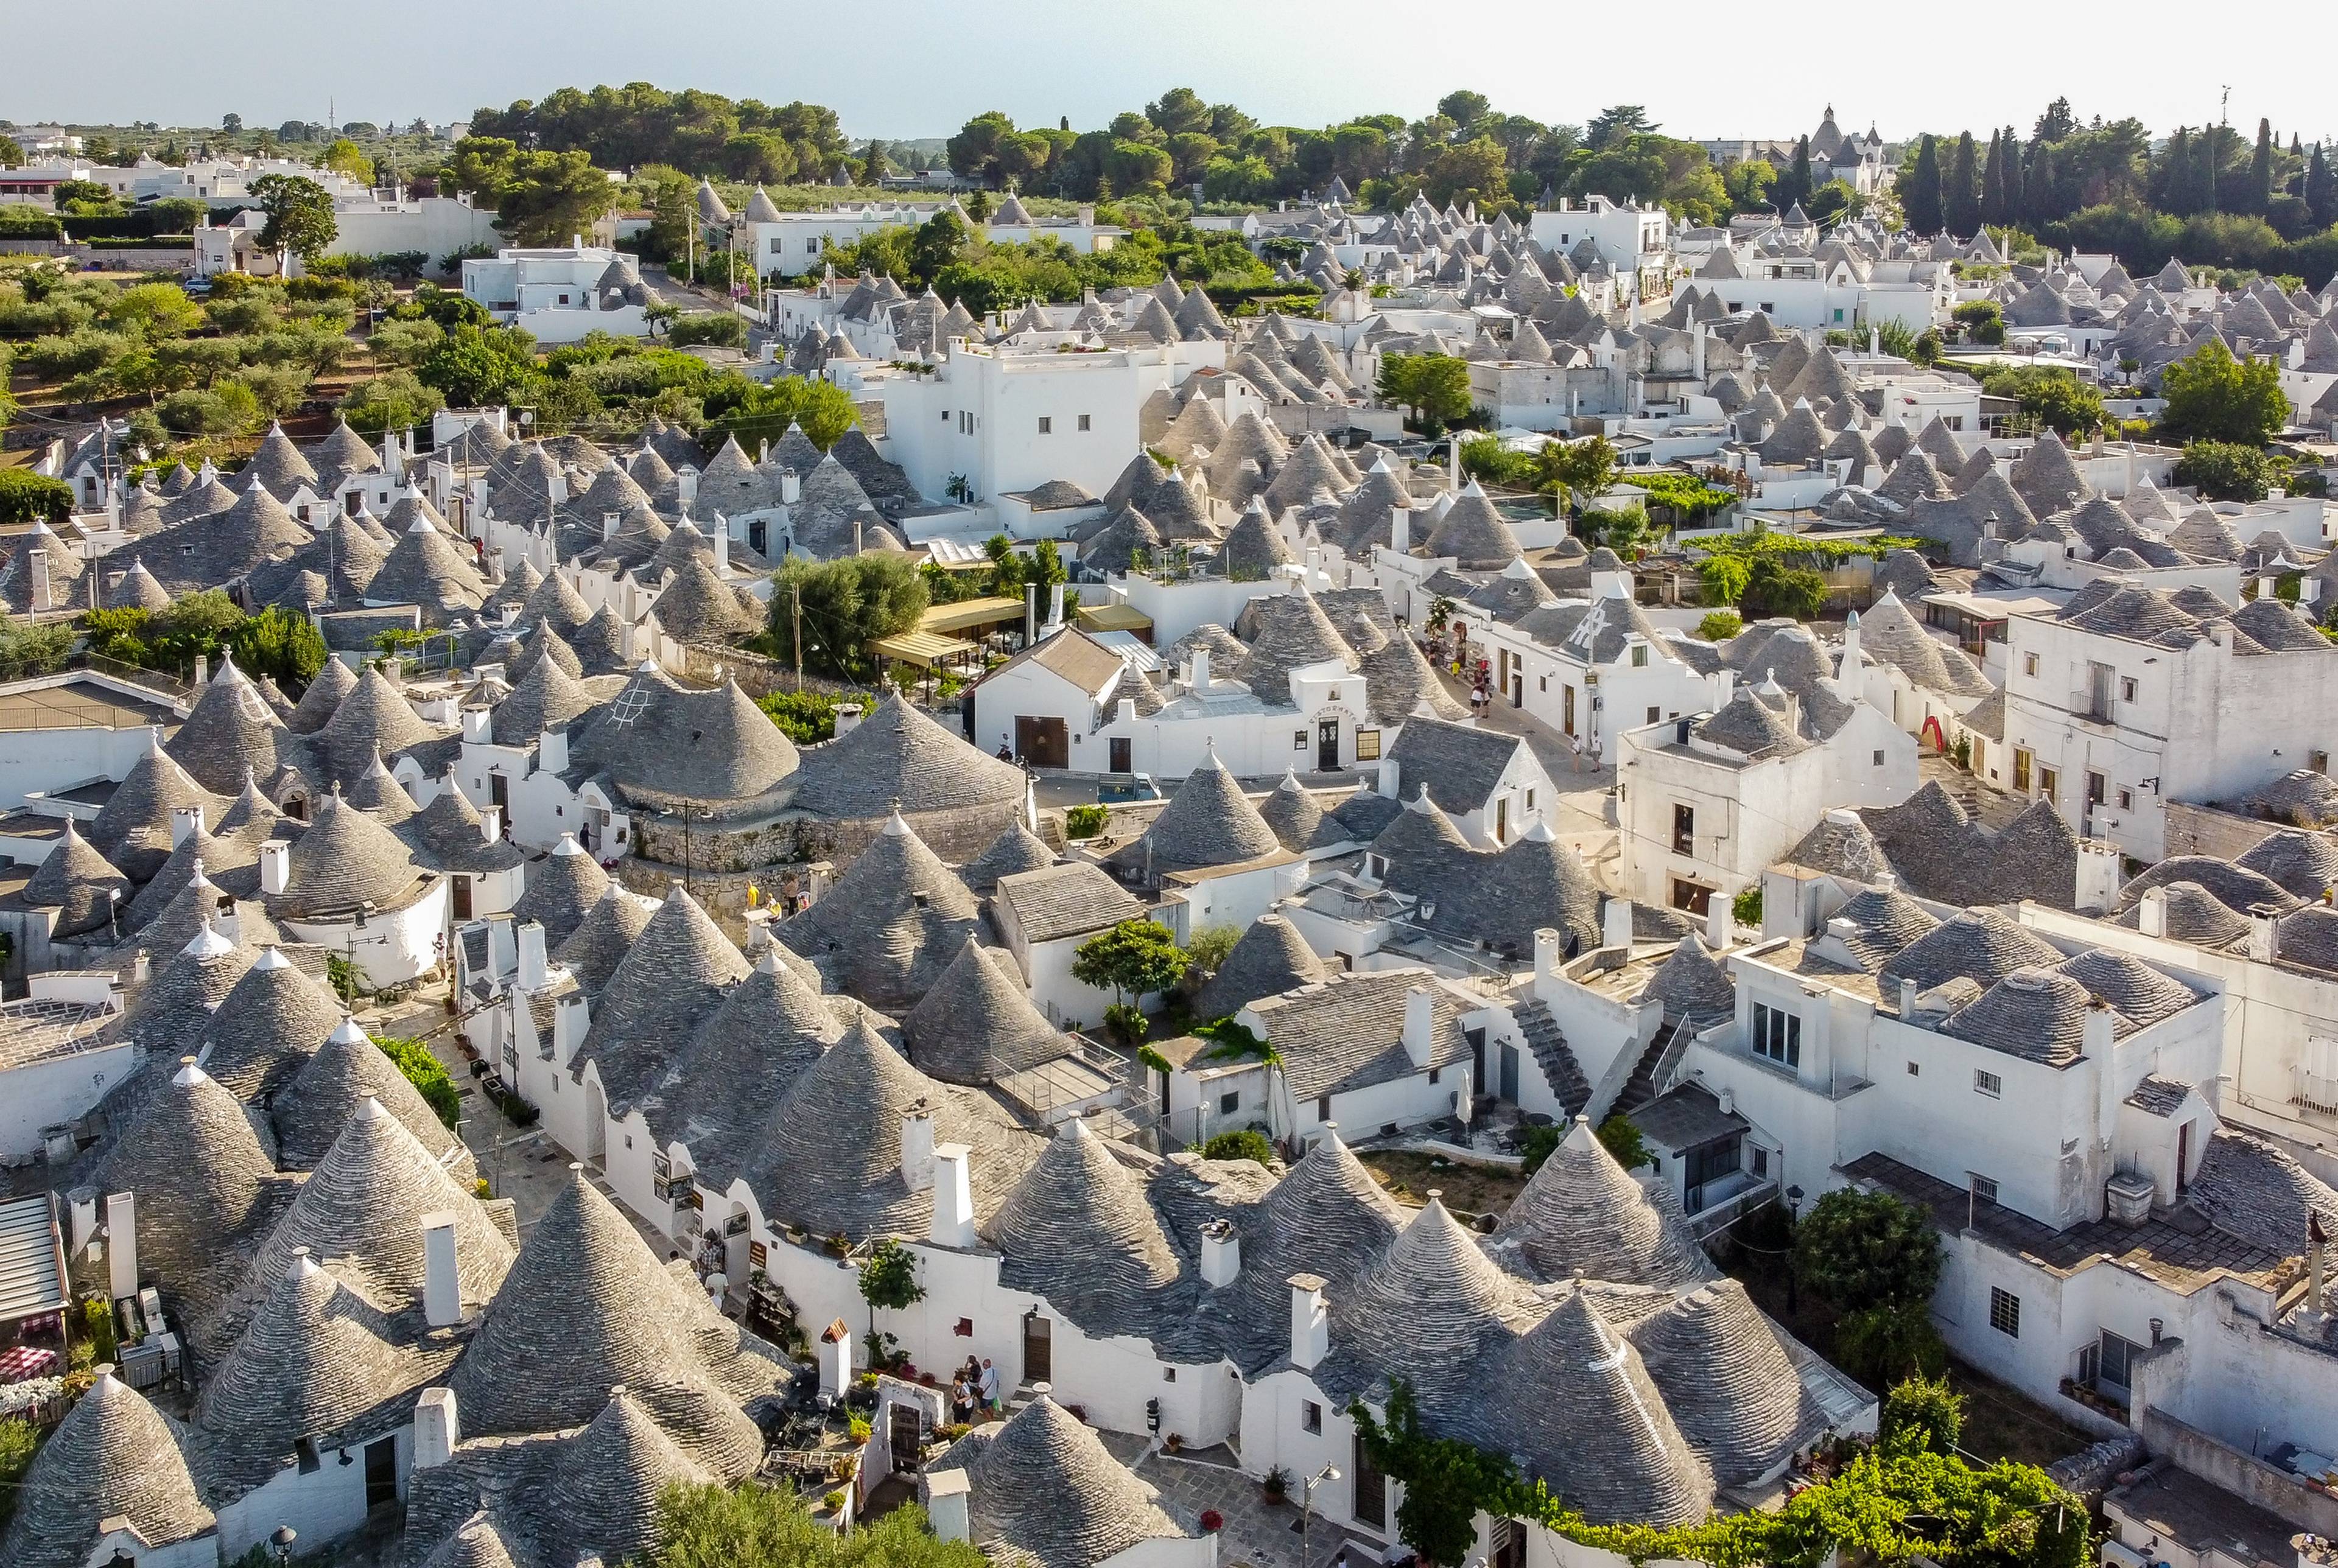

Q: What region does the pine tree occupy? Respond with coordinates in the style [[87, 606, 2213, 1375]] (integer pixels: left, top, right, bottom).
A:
[[2309, 143, 2336, 230], [2249, 119, 2273, 215], [2158, 127, 2192, 214], [1947, 131, 1982, 236], [1904, 135, 1943, 236], [2001, 127, 2024, 223], [2196, 127, 2219, 214], [1785, 135, 1813, 209]]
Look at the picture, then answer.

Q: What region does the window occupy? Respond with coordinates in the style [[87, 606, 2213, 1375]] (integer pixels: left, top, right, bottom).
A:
[[1833, 308, 1845, 323], [1945, 415, 1965, 432], [1078, 414, 1091, 432], [1299, 1401, 1324, 1433], [1873, 749, 1885, 767], [1525, 788, 1536, 812], [1750, 1146, 1769, 1177], [941, 409, 952, 422], [1038, 416, 1053, 434], [2121, 676, 2138, 704], [1355, 728, 1381, 760], [1989, 1286, 2021, 1337], [1970, 1173, 1999, 1204], [1218, 1091, 1240, 1115], [2012, 749, 2032, 791], [1672, 803, 1695, 855], [2095, 1330, 2140, 1398], [2118, 788, 2132, 811], [770, 237, 784, 254], [2086, 771, 2106, 808], [1646, 705, 1662, 724], [1294, 730, 1308, 751], [1316, 1094, 1332, 1122], [1975, 1068, 2003, 1098], [2039, 766, 2059, 804], [1631, 645, 1649, 668], [1907, 1060, 1920, 1076], [2314, 750, 2331, 775], [1752, 1002, 1801, 1068]]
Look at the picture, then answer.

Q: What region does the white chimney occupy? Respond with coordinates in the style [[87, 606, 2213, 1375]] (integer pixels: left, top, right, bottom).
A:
[[462, 706, 490, 743], [413, 1387, 458, 1469], [926, 1469, 972, 1543], [538, 726, 570, 774], [1389, 505, 1411, 555], [516, 922, 549, 991], [713, 522, 730, 573], [421, 1211, 462, 1326], [105, 1190, 137, 1301], [677, 469, 699, 508], [1402, 987, 1434, 1068], [833, 703, 865, 737], [2082, 1000, 2116, 1062], [900, 1106, 937, 1192], [2248, 907, 2280, 964], [170, 805, 205, 847], [2138, 886, 2168, 939], [930, 1142, 976, 1247], [1377, 757, 1400, 799], [1288, 1272, 1329, 1369], [1199, 1219, 1240, 1287], [781, 471, 802, 505], [479, 805, 502, 844], [1048, 584, 1065, 626], [1190, 649, 1211, 690], [820, 1318, 852, 1395], [1707, 889, 1734, 951], [68, 1189, 99, 1255], [1603, 898, 1633, 951], [1534, 926, 1561, 977], [259, 839, 290, 895]]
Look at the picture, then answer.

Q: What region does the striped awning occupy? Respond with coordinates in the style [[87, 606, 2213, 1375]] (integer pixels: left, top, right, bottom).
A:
[[0, 1194, 65, 1325]]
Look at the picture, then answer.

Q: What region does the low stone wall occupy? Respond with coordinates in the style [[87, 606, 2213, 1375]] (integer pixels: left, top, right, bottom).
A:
[[676, 640, 863, 701], [2163, 801, 2285, 863], [2137, 1405, 2338, 1537]]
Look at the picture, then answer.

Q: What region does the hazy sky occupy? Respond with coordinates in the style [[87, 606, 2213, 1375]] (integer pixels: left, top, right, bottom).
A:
[[10, 0, 2336, 147]]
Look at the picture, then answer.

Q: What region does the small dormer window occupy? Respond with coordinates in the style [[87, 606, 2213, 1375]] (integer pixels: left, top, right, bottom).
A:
[[1631, 645, 1649, 668]]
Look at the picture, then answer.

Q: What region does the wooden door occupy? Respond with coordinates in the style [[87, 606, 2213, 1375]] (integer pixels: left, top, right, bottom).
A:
[[1352, 1430, 1386, 1528], [364, 1436, 398, 1510], [1499, 1042, 1520, 1102], [451, 875, 472, 921], [1109, 736, 1132, 774], [488, 771, 509, 810], [890, 1401, 923, 1472], [1016, 716, 1070, 769], [1022, 1311, 1051, 1383]]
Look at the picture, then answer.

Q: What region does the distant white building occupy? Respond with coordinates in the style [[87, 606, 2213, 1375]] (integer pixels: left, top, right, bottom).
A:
[[460, 243, 650, 345]]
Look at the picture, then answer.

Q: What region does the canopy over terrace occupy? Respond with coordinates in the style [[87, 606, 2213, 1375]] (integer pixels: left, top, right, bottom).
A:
[[1075, 600, 1154, 639], [869, 628, 980, 670]]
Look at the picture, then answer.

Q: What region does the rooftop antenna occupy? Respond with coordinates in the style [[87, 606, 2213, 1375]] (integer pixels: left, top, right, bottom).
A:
[[2220, 86, 2231, 127]]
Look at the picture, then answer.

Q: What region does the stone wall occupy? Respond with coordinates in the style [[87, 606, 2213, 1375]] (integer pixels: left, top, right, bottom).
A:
[[2163, 801, 2284, 863]]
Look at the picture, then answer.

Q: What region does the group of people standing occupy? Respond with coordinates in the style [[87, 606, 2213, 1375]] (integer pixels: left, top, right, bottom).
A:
[[949, 1356, 1002, 1425]]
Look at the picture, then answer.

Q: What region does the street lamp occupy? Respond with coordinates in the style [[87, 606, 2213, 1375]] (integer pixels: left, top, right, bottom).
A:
[[1785, 1184, 1805, 1315], [270, 1524, 297, 1567], [1302, 1463, 1341, 1568]]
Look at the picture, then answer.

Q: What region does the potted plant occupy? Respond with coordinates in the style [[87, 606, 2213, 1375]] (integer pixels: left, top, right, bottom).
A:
[[1263, 1466, 1291, 1506], [1163, 1432, 1185, 1454], [1199, 1510, 1224, 1534]]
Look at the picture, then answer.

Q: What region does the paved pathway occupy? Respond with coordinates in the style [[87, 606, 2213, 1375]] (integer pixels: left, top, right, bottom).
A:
[[1098, 1433, 1383, 1568]]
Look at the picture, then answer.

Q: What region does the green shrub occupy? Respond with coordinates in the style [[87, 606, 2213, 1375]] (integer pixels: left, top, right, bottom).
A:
[[1201, 1129, 1276, 1166], [1878, 1373, 1964, 1457], [373, 1035, 460, 1129], [0, 467, 74, 523], [339, 369, 446, 436], [1835, 1301, 1949, 1389], [1732, 884, 1763, 927], [1740, 555, 1829, 620], [2174, 439, 2281, 502], [81, 1295, 118, 1363], [1063, 804, 1108, 839], [665, 311, 749, 349], [1697, 609, 1742, 642], [1520, 1123, 1559, 1174], [0, 1416, 36, 1529], [753, 688, 876, 744], [0, 622, 76, 681], [1595, 1114, 1649, 1171]]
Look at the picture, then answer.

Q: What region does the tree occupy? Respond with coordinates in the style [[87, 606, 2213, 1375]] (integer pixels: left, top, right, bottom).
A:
[[0, 136, 23, 169], [858, 140, 889, 186], [0, 469, 74, 524], [1201, 1129, 1274, 1166], [1543, 435, 1618, 511], [418, 324, 536, 407], [2249, 118, 2274, 215], [251, 173, 337, 261], [1980, 364, 2107, 436], [1375, 352, 1472, 432], [1794, 1187, 1942, 1312], [649, 1480, 984, 1568], [225, 606, 328, 687], [1904, 136, 1943, 235], [1072, 919, 1188, 1009], [764, 555, 929, 681], [1783, 136, 1813, 209], [704, 373, 860, 452], [2159, 340, 2291, 444], [907, 209, 967, 285], [316, 138, 373, 184], [1722, 158, 1776, 213], [665, 312, 748, 349], [1436, 91, 1492, 135], [947, 111, 1019, 186], [2309, 143, 2336, 230], [2174, 439, 2283, 502], [221, 113, 244, 134], [1594, 1114, 1649, 1171], [1946, 132, 1982, 237], [1422, 138, 1508, 212], [107, 281, 204, 338], [1350, 1382, 1522, 1568], [1835, 1301, 1949, 1390], [494, 149, 617, 246], [1878, 1374, 1964, 1458], [52, 180, 114, 211], [1585, 105, 1654, 153], [857, 1237, 925, 1331], [339, 371, 446, 436]]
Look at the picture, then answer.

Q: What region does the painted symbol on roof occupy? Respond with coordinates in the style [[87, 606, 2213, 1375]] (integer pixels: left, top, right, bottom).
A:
[[605, 686, 653, 729]]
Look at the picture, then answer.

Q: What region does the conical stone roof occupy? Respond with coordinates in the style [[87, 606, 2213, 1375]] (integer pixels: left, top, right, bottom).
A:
[[902, 937, 1067, 1085], [0, 1371, 214, 1568]]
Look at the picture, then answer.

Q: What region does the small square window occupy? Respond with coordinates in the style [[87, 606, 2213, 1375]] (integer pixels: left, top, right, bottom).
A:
[[1294, 730, 1307, 751], [1302, 1401, 1323, 1433], [2120, 677, 2138, 703], [1038, 416, 1053, 434], [1989, 1286, 2021, 1337], [1631, 645, 1649, 668], [2023, 653, 2039, 677], [2118, 788, 2132, 811], [1078, 414, 1092, 432], [1646, 705, 1661, 724], [1218, 1091, 1240, 1115], [1873, 749, 1885, 766], [1975, 1069, 2003, 1098], [1428, 1066, 1441, 1084], [1906, 1060, 1920, 1076], [1750, 1146, 1769, 1177]]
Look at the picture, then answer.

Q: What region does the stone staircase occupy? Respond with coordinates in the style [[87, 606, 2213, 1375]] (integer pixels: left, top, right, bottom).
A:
[[1512, 999, 1589, 1118], [1612, 1018, 1685, 1116]]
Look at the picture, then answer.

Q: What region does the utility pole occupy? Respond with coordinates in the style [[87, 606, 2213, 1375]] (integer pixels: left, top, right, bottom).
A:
[[791, 586, 803, 691]]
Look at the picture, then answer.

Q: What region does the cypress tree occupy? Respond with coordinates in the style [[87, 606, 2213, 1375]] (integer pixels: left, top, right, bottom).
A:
[[2196, 127, 2219, 213], [2159, 127, 2192, 213], [1904, 135, 1943, 236], [1947, 131, 1982, 236], [2249, 119, 2273, 214], [1786, 135, 1813, 208], [2001, 127, 2024, 222], [1981, 130, 2007, 227], [2308, 143, 2336, 229]]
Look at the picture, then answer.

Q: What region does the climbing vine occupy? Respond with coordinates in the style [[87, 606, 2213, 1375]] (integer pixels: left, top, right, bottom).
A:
[[1351, 1379, 2090, 1568]]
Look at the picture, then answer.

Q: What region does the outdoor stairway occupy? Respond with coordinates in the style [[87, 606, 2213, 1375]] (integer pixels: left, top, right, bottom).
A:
[[1612, 1017, 1685, 1115], [1034, 814, 1067, 853], [1512, 999, 1589, 1119]]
